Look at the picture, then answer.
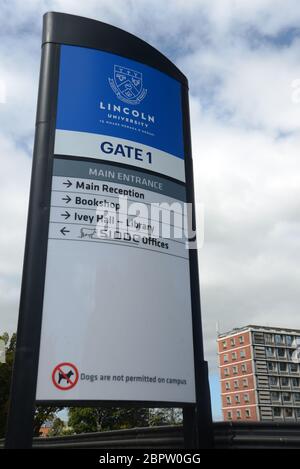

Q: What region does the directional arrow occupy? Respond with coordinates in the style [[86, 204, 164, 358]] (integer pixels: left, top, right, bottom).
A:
[[63, 179, 72, 188], [60, 227, 70, 236], [62, 195, 71, 204], [61, 211, 71, 220]]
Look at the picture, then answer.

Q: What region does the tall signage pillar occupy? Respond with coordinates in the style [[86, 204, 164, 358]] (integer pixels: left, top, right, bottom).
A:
[[5, 12, 213, 449]]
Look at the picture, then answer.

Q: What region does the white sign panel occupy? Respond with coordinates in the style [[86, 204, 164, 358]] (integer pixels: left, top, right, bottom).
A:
[[36, 45, 196, 403]]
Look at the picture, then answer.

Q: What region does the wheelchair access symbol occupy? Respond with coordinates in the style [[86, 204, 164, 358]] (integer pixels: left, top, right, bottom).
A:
[[52, 362, 79, 391]]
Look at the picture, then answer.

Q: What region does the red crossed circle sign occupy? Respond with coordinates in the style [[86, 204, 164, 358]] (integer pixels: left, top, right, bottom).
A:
[[52, 362, 79, 391]]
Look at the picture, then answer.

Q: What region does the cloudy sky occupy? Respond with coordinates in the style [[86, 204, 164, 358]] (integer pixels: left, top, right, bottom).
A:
[[1, 0, 300, 419]]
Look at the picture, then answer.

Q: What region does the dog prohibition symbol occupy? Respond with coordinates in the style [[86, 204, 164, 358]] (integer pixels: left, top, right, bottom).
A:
[[58, 369, 74, 384], [52, 362, 79, 390]]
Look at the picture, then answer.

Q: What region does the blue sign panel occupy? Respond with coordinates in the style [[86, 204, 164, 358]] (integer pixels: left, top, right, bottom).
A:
[[56, 45, 184, 160]]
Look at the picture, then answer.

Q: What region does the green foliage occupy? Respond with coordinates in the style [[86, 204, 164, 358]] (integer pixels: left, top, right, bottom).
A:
[[68, 407, 182, 434], [100, 407, 149, 431], [7, 333, 16, 352], [0, 333, 16, 438], [48, 417, 65, 437], [69, 408, 98, 433], [149, 408, 182, 426], [0, 331, 61, 438], [68, 407, 149, 434], [33, 406, 62, 437], [1, 332, 9, 346]]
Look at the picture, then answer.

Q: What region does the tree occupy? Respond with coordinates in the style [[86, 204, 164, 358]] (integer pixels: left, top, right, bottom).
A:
[[68, 408, 98, 433], [48, 417, 65, 437], [1, 333, 9, 346], [149, 408, 182, 426], [68, 407, 149, 434], [33, 406, 62, 437], [0, 332, 61, 438], [0, 333, 16, 438]]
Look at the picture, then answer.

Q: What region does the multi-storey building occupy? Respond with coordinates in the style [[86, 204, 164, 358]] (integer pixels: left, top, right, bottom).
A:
[[217, 325, 300, 422]]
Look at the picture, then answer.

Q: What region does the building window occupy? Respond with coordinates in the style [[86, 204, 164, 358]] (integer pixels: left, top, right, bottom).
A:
[[253, 332, 263, 343], [245, 409, 251, 418], [230, 338, 235, 346], [269, 376, 279, 387], [266, 347, 275, 358], [226, 396, 231, 405], [233, 366, 238, 375], [296, 408, 300, 418], [244, 394, 250, 403], [235, 395, 240, 404], [241, 363, 247, 373], [240, 349, 246, 359], [284, 408, 294, 418], [223, 354, 229, 363], [279, 362, 287, 373], [294, 393, 300, 403], [290, 363, 298, 373], [224, 368, 229, 376], [222, 340, 227, 349], [277, 348, 286, 359], [286, 335, 293, 347], [234, 380, 239, 389], [225, 382, 230, 391], [282, 392, 291, 402], [232, 352, 237, 360], [273, 407, 282, 418], [292, 378, 300, 388], [271, 391, 281, 402], [281, 377, 289, 387], [243, 378, 248, 387], [239, 336, 244, 344], [265, 333, 273, 344], [236, 410, 241, 419], [227, 411, 232, 420], [268, 362, 277, 372], [275, 334, 285, 345]]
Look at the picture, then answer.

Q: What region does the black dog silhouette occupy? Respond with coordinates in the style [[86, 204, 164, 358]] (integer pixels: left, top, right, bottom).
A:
[[58, 369, 74, 384]]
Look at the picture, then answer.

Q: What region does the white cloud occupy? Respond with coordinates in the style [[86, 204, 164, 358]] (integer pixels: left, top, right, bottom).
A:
[[191, 110, 300, 367], [0, 134, 30, 333]]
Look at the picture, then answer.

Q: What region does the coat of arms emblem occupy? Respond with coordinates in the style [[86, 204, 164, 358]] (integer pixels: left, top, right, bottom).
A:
[[109, 65, 147, 105]]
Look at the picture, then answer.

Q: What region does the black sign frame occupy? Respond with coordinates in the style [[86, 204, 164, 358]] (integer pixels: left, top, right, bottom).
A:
[[5, 12, 213, 449]]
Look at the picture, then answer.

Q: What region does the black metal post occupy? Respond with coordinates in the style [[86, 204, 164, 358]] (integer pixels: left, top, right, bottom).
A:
[[182, 85, 214, 449], [5, 42, 60, 449]]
